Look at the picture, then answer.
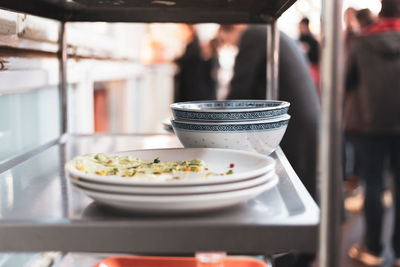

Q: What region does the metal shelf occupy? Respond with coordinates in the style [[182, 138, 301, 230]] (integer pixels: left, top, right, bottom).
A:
[[1, 0, 296, 23], [0, 134, 318, 254]]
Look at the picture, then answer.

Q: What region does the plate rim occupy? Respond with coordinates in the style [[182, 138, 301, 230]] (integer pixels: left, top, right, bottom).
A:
[[69, 171, 276, 195], [74, 175, 279, 202], [69, 167, 275, 187], [65, 148, 275, 186], [170, 100, 290, 113]]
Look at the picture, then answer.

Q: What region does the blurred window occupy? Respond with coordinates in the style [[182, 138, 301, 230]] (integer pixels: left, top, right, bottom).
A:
[[0, 87, 60, 162]]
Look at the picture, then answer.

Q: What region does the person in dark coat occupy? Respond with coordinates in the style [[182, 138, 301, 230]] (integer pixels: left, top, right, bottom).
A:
[[298, 18, 320, 94], [346, 0, 400, 265], [222, 24, 320, 267], [227, 25, 320, 202], [174, 25, 219, 102], [298, 18, 320, 65]]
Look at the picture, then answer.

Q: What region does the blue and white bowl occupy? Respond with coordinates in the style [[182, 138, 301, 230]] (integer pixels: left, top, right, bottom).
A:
[[171, 114, 290, 155], [170, 100, 290, 122]]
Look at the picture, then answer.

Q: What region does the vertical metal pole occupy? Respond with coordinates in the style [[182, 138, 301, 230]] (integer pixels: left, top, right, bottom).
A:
[[266, 21, 279, 100], [59, 22, 68, 135], [318, 0, 344, 266], [58, 22, 69, 217]]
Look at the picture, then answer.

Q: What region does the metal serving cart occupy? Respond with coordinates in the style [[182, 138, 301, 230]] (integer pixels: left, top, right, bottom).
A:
[[0, 0, 344, 266]]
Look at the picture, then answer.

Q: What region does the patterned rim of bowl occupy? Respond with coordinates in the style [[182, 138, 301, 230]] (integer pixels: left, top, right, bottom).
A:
[[171, 114, 290, 132], [170, 100, 290, 122]]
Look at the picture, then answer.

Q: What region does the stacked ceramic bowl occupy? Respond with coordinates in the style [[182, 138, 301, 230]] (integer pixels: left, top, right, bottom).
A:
[[170, 100, 290, 155], [65, 148, 278, 214]]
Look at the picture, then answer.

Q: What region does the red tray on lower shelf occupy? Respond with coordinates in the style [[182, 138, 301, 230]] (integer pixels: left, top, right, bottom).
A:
[[93, 256, 269, 267]]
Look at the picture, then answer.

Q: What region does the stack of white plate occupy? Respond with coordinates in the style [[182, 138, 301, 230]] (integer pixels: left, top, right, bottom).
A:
[[65, 148, 278, 214]]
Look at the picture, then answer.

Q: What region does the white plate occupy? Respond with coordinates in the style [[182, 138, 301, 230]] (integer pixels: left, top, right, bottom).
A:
[[70, 171, 276, 195], [74, 175, 279, 214], [65, 148, 275, 186]]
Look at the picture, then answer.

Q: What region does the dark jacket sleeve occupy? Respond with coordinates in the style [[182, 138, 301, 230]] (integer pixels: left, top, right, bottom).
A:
[[227, 29, 320, 200], [278, 33, 320, 200]]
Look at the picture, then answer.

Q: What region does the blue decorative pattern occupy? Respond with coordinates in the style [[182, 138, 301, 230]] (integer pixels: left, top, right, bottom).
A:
[[172, 119, 289, 132], [173, 107, 289, 122]]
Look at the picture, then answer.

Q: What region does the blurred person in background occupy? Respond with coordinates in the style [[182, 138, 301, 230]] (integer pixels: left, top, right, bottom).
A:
[[219, 24, 320, 267], [342, 7, 362, 207], [343, 9, 376, 200], [344, 7, 361, 48], [346, 0, 400, 265], [356, 8, 377, 29], [298, 17, 320, 65], [174, 24, 219, 102], [298, 17, 320, 93]]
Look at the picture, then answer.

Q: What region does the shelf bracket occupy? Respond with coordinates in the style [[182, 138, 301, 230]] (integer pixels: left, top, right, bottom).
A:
[[266, 21, 279, 100], [58, 21, 68, 134]]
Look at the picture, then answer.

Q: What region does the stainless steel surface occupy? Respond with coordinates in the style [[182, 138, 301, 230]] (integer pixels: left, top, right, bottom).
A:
[[0, 134, 319, 254], [266, 22, 279, 100], [318, 0, 344, 266], [0, 137, 61, 173], [0, 0, 297, 23], [59, 22, 67, 134]]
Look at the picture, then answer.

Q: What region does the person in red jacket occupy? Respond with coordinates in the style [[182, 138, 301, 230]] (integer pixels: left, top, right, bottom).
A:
[[346, 0, 400, 265]]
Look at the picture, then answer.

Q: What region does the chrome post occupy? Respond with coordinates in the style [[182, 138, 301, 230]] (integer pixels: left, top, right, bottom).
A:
[[266, 21, 279, 100], [318, 0, 344, 266], [59, 22, 68, 135]]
